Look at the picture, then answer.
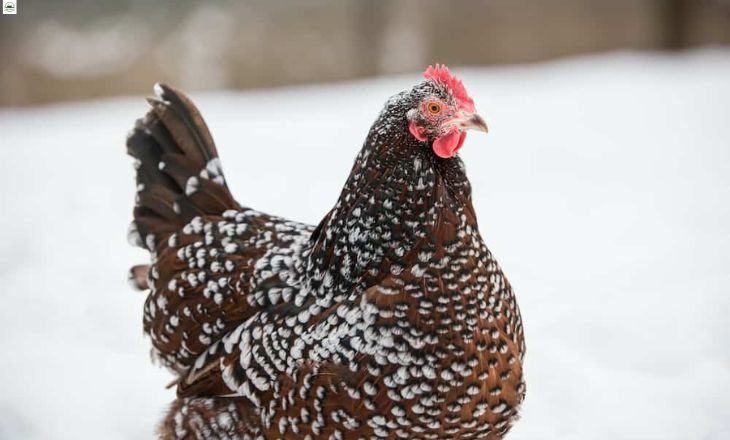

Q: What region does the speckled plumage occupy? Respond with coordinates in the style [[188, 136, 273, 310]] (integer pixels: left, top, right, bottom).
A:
[[126, 76, 525, 440]]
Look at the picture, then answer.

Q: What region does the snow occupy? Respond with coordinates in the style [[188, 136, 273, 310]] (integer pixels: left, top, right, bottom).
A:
[[1, 49, 729, 439]]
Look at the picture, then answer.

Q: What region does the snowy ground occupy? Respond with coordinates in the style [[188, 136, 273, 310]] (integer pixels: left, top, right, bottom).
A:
[[1, 49, 729, 440]]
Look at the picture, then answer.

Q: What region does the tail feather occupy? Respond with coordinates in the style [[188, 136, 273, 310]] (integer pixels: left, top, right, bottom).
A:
[[126, 83, 239, 252], [150, 82, 219, 160]]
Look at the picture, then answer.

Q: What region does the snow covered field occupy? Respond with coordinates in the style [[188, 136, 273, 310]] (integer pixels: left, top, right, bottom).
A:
[[1, 50, 729, 440]]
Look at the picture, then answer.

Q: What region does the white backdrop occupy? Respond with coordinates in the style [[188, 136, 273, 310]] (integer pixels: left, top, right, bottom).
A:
[[1, 50, 729, 440]]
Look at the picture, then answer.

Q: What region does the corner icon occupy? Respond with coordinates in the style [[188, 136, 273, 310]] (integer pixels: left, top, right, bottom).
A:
[[3, 0, 16, 14]]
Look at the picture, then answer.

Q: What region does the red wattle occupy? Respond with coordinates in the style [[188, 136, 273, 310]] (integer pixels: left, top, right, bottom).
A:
[[433, 130, 467, 158]]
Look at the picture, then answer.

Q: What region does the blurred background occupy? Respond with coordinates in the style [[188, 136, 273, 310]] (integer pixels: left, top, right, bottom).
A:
[[1, 0, 730, 106], [2, 1, 730, 440]]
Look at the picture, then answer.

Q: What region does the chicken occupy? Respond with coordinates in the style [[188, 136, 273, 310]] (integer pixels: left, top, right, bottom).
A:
[[126, 65, 526, 440]]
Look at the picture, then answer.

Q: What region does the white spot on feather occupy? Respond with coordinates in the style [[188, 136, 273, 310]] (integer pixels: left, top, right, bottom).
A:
[[185, 176, 199, 196]]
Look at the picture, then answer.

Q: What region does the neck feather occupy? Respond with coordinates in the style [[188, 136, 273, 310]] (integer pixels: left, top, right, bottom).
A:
[[303, 107, 473, 299]]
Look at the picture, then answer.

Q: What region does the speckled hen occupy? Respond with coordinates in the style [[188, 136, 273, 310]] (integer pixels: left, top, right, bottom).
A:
[[126, 65, 526, 440]]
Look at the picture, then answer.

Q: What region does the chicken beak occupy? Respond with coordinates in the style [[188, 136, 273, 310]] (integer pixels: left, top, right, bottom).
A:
[[448, 111, 489, 133]]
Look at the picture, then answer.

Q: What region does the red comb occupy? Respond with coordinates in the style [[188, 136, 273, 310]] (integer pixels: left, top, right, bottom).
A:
[[423, 64, 475, 111]]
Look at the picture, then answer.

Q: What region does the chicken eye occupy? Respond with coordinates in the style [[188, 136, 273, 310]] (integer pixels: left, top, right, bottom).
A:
[[426, 102, 441, 115]]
